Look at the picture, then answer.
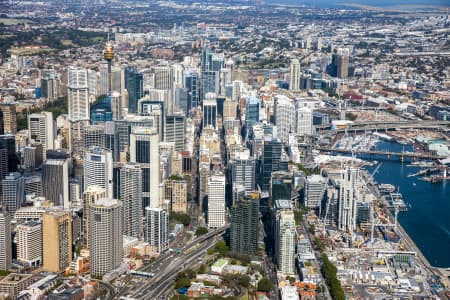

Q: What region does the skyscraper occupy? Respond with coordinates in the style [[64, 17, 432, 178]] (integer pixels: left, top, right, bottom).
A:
[[271, 171, 294, 205], [207, 174, 226, 228], [0, 103, 16, 134], [83, 147, 113, 198], [1, 172, 25, 214], [67, 67, 90, 122], [42, 208, 72, 273], [164, 179, 187, 213], [89, 198, 123, 277], [296, 106, 313, 136], [336, 167, 360, 233], [289, 59, 301, 91], [42, 158, 70, 208], [83, 124, 105, 149], [0, 206, 11, 271], [230, 154, 256, 193], [129, 127, 160, 209], [82, 185, 107, 247], [184, 71, 198, 109], [262, 137, 287, 191], [120, 163, 143, 238], [274, 95, 296, 144], [202, 96, 217, 128], [41, 73, 59, 100], [230, 193, 260, 255], [274, 202, 296, 275], [144, 207, 169, 254], [336, 48, 350, 79], [28, 111, 54, 159], [125, 67, 144, 114], [164, 113, 185, 152], [16, 221, 42, 268], [245, 96, 260, 126], [305, 175, 326, 210]]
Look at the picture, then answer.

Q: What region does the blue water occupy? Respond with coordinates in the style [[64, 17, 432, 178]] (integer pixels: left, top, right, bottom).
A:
[[272, 0, 450, 8], [365, 141, 450, 268]]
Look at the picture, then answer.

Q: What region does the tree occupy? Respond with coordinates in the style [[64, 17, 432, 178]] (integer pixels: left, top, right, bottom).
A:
[[215, 241, 229, 256], [195, 226, 208, 237], [238, 275, 251, 288], [170, 212, 191, 226], [321, 254, 345, 300], [257, 277, 273, 292], [170, 295, 189, 300], [175, 277, 191, 289]]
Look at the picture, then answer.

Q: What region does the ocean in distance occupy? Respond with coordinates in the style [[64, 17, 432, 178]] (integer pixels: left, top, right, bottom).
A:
[[270, 0, 450, 9]]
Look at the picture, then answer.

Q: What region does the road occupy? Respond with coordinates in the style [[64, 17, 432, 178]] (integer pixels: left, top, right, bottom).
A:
[[301, 219, 332, 300], [116, 225, 229, 299]]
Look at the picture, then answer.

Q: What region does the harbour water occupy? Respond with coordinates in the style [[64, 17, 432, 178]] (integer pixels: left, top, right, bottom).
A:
[[365, 141, 450, 268]]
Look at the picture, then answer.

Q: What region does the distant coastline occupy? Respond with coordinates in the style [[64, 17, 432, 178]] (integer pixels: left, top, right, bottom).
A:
[[271, 0, 450, 10]]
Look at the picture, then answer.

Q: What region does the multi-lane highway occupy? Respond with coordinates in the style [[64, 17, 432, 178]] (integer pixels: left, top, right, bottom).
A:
[[116, 225, 229, 299]]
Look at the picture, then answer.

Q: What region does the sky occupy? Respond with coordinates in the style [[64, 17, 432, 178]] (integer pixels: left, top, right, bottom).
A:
[[270, 0, 450, 8]]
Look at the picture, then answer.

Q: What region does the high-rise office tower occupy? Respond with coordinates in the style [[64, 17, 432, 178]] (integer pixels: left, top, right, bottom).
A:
[[42, 158, 70, 208], [0, 103, 17, 134], [83, 147, 113, 198], [87, 69, 99, 98], [164, 113, 185, 152], [103, 121, 119, 162], [153, 66, 173, 90], [120, 163, 143, 238], [202, 97, 217, 129], [289, 59, 301, 91], [230, 193, 260, 255], [0, 111, 3, 135], [175, 87, 189, 114], [28, 111, 54, 159], [262, 137, 288, 191], [207, 174, 226, 228], [41, 73, 59, 100], [184, 71, 198, 109], [245, 96, 260, 126], [274, 95, 296, 144], [82, 185, 107, 247], [111, 91, 122, 121], [144, 207, 169, 254], [16, 221, 42, 267], [0, 135, 17, 174], [70, 120, 90, 158], [230, 154, 256, 193], [42, 208, 72, 273], [231, 80, 242, 103], [336, 48, 350, 79], [164, 179, 187, 213], [0, 206, 11, 271], [1, 172, 25, 214], [129, 127, 160, 209], [296, 106, 313, 136], [125, 67, 144, 114], [275, 204, 296, 275], [172, 63, 184, 88], [271, 171, 294, 205], [305, 175, 326, 210], [89, 198, 123, 277], [84, 124, 105, 149], [67, 67, 90, 122], [223, 100, 237, 120]]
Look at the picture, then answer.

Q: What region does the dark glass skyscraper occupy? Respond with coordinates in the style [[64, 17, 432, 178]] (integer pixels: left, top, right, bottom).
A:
[[230, 193, 260, 255], [184, 71, 198, 109], [262, 137, 287, 191], [125, 67, 144, 113]]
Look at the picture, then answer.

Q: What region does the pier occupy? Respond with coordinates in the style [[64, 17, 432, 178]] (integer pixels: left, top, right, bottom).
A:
[[317, 147, 446, 160]]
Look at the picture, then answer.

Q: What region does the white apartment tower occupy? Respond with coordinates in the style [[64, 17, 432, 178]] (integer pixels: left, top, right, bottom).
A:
[[337, 167, 360, 233], [82, 185, 107, 247], [0, 207, 11, 270], [274, 95, 296, 144], [296, 106, 313, 136], [16, 221, 42, 267], [120, 163, 143, 238], [145, 207, 169, 254], [89, 198, 123, 277], [207, 174, 226, 228], [83, 147, 113, 198], [67, 66, 90, 122], [289, 59, 301, 91], [28, 111, 54, 159], [276, 210, 296, 275]]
